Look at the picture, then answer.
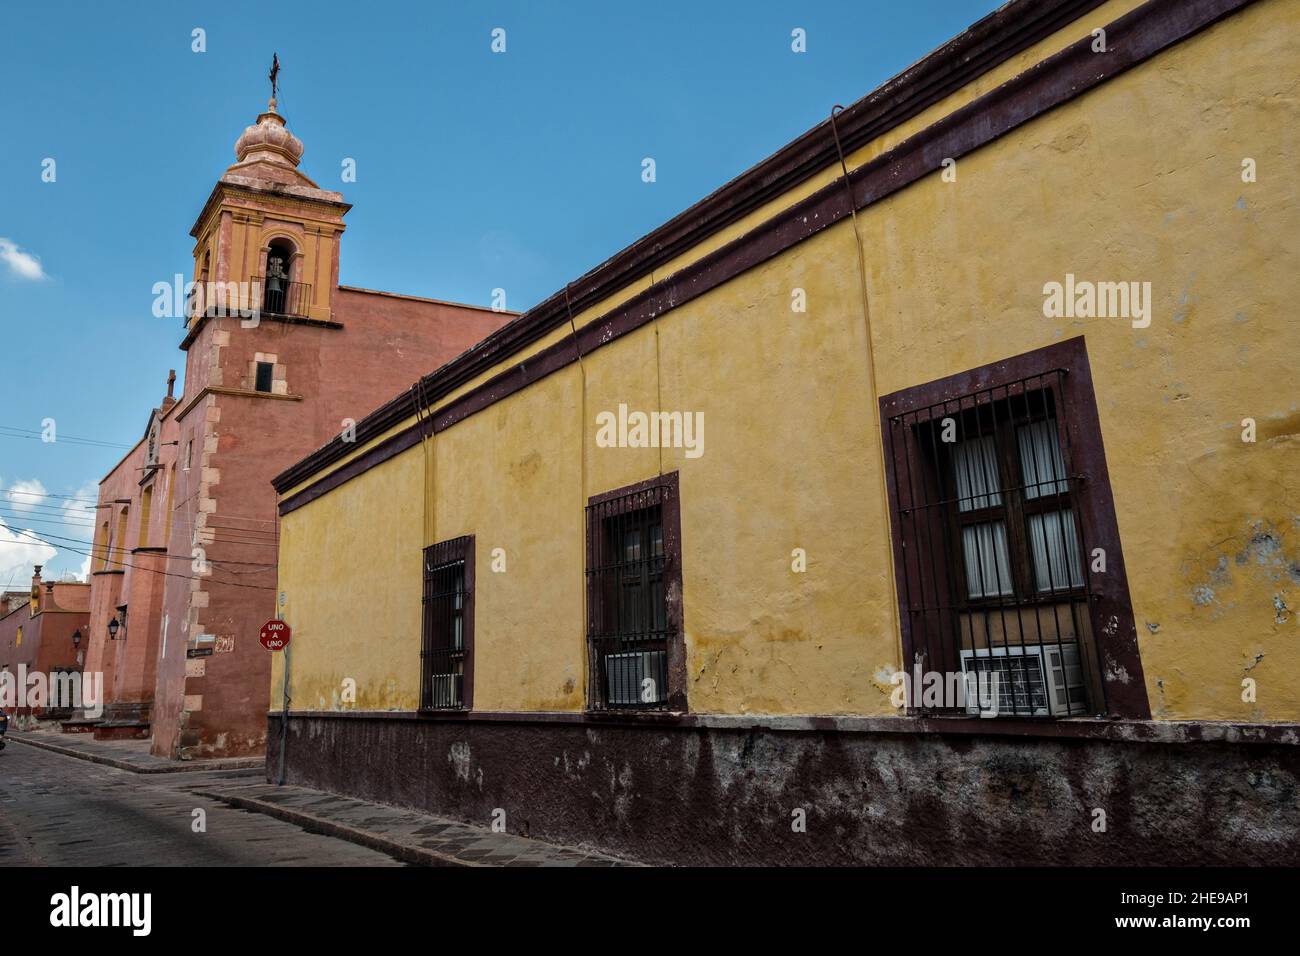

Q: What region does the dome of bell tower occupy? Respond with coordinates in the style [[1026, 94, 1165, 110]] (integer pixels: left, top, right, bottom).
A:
[[233, 99, 305, 169]]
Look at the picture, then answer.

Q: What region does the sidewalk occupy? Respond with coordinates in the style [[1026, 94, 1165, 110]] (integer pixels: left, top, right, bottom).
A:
[[7, 729, 264, 774], [192, 780, 640, 867]]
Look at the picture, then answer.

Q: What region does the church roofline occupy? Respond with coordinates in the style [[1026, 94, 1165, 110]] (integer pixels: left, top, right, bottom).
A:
[[94, 397, 184, 486], [338, 285, 521, 316], [95, 431, 149, 487]]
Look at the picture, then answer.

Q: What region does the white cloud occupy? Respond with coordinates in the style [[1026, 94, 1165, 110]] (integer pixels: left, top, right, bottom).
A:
[[0, 519, 57, 589], [0, 237, 47, 281], [61, 481, 99, 542], [5, 478, 48, 513], [0, 478, 99, 585]]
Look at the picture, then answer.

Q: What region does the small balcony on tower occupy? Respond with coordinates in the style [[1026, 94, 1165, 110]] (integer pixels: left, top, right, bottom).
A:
[[181, 274, 314, 330], [255, 274, 313, 319]]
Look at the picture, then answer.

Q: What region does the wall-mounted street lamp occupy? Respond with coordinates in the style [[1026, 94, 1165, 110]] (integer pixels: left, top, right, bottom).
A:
[[71, 629, 82, 649], [108, 605, 128, 640]]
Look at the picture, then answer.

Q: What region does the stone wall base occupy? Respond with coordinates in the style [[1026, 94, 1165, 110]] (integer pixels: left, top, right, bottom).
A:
[[93, 722, 150, 741], [268, 713, 1300, 866]]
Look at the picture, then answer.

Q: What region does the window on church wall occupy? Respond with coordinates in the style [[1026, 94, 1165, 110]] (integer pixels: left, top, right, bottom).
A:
[[254, 362, 274, 393], [113, 506, 129, 568], [163, 464, 177, 545], [187, 250, 212, 321], [138, 485, 153, 549]]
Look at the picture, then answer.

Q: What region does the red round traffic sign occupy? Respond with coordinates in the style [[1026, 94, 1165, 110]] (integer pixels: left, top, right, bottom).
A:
[[259, 619, 291, 651]]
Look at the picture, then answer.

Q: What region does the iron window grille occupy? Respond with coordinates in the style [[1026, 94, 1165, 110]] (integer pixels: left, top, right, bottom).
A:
[[585, 473, 685, 712], [421, 535, 475, 711], [880, 340, 1149, 719]]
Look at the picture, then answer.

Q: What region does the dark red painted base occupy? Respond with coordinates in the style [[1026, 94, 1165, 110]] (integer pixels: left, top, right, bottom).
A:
[[270, 712, 1300, 866], [93, 723, 150, 741]]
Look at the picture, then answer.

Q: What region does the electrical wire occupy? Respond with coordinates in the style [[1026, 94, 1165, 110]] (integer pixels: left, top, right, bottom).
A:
[[0, 425, 133, 450], [2, 524, 275, 569], [3, 488, 99, 504], [0, 501, 98, 522], [0, 509, 95, 529], [3, 525, 275, 590], [0, 509, 96, 533]]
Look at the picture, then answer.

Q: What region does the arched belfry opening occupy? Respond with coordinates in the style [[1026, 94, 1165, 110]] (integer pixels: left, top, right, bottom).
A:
[[263, 238, 296, 315]]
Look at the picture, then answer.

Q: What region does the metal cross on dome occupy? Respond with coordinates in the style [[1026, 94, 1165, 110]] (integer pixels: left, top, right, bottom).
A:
[[269, 53, 280, 101]]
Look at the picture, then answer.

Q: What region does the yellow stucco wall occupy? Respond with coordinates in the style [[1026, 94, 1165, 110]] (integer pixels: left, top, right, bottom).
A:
[[277, 447, 424, 711], [275, 0, 1299, 722]]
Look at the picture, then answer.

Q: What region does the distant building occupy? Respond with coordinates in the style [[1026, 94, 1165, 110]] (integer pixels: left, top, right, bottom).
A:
[[0, 566, 90, 718], [79, 88, 513, 756], [0, 591, 29, 617]]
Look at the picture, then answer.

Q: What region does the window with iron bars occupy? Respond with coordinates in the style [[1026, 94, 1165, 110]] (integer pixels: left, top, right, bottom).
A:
[[585, 473, 685, 711], [880, 341, 1149, 720], [421, 535, 474, 710]]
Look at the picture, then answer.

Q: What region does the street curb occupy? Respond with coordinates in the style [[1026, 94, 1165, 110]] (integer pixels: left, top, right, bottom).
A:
[[7, 733, 264, 775], [191, 789, 478, 867]]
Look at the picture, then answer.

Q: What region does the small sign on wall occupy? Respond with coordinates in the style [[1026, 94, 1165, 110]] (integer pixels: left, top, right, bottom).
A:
[[259, 619, 291, 651], [186, 633, 215, 659]]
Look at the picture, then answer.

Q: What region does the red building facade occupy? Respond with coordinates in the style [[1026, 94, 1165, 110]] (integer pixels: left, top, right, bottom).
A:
[[0, 567, 90, 720], [79, 93, 512, 758]]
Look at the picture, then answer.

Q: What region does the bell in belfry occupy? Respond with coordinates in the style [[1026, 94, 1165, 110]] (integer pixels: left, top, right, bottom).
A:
[[265, 255, 287, 312]]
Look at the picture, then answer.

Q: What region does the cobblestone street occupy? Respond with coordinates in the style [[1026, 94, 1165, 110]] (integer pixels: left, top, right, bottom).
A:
[[0, 739, 403, 866]]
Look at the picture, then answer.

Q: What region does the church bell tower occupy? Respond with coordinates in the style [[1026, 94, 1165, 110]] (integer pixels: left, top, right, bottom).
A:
[[182, 58, 349, 351]]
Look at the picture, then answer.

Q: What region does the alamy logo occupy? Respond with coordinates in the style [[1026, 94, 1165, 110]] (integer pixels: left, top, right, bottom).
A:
[[1042, 273, 1152, 328], [0, 667, 103, 717], [152, 273, 263, 327], [595, 403, 704, 459], [890, 665, 1002, 716], [50, 886, 151, 936]]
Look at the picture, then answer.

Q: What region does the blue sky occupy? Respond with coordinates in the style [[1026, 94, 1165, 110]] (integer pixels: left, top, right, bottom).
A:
[[0, 0, 994, 582]]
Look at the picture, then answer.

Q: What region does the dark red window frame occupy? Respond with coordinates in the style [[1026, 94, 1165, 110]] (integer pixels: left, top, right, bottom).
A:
[[879, 337, 1149, 720], [584, 472, 686, 712], [420, 535, 475, 711]]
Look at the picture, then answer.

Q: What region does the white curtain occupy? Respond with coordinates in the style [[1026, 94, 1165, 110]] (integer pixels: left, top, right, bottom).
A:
[[1018, 419, 1069, 498], [953, 434, 1002, 511], [962, 522, 1013, 597], [1027, 509, 1084, 591]]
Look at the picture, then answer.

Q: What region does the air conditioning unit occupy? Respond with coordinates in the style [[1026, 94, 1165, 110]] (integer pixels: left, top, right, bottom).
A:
[[959, 643, 1088, 717], [426, 672, 462, 709], [604, 650, 667, 706]]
